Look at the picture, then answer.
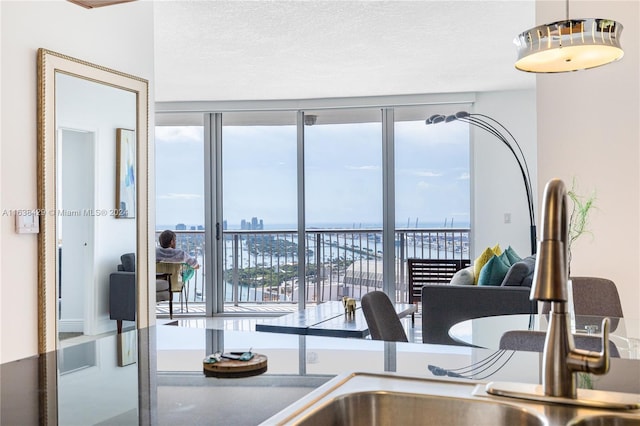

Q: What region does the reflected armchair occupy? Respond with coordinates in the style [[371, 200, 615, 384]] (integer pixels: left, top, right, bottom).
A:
[[109, 253, 171, 332]]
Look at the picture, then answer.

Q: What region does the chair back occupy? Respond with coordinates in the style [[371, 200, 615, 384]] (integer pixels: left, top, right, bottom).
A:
[[541, 276, 623, 331], [407, 258, 470, 305], [156, 262, 184, 292], [499, 330, 620, 357], [361, 291, 408, 342]]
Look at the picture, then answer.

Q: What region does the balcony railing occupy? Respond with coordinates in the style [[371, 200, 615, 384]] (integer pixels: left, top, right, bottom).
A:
[[156, 227, 469, 306]]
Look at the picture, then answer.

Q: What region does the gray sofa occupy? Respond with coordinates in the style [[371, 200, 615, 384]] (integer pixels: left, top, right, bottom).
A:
[[421, 255, 538, 346]]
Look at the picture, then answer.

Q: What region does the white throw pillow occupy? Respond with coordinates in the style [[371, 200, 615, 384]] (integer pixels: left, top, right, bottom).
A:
[[450, 266, 475, 286]]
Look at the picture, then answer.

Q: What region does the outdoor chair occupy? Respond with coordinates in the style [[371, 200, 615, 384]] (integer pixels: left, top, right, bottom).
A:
[[407, 258, 470, 324], [156, 261, 190, 318]]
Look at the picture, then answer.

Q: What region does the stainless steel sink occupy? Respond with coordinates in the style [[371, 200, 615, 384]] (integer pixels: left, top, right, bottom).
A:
[[568, 415, 640, 426], [262, 372, 640, 426], [293, 390, 544, 426]]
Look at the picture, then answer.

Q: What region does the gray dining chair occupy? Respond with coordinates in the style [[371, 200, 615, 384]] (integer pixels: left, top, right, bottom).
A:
[[499, 330, 620, 358], [361, 291, 408, 342], [542, 277, 624, 331]]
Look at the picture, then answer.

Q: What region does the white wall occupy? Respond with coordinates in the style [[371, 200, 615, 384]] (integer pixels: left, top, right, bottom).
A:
[[0, 0, 154, 363], [535, 1, 640, 335], [472, 89, 538, 259]]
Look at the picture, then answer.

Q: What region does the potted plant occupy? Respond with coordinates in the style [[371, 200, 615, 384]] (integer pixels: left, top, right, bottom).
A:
[[565, 178, 597, 343], [567, 178, 597, 277]]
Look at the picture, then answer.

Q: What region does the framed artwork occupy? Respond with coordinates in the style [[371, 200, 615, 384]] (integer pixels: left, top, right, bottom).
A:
[[116, 128, 136, 218]]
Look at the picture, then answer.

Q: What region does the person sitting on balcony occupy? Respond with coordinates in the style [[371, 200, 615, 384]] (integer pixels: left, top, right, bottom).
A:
[[156, 230, 200, 269]]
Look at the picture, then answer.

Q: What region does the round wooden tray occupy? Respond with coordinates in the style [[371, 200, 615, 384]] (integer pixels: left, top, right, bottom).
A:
[[203, 353, 268, 378]]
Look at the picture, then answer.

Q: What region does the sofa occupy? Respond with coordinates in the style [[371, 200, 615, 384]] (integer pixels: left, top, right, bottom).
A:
[[109, 253, 171, 332], [421, 255, 538, 346]]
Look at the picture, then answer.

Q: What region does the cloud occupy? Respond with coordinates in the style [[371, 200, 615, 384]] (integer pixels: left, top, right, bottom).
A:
[[417, 181, 431, 189], [158, 193, 201, 200], [346, 165, 380, 171], [458, 172, 470, 180], [414, 171, 442, 177], [155, 126, 203, 144]]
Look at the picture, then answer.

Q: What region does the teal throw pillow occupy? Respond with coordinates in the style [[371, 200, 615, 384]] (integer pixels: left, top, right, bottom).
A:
[[504, 246, 522, 265], [498, 250, 513, 267], [478, 255, 511, 286]]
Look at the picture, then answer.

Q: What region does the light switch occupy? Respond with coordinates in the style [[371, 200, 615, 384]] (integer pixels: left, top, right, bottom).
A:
[[504, 213, 512, 224], [15, 211, 39, 234]]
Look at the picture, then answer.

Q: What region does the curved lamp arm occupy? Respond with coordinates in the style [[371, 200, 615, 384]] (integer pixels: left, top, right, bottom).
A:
[[426, 112, 537, 254]]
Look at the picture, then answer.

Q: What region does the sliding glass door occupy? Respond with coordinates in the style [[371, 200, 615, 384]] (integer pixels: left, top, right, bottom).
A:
[[303, 109, 383, 302], [221, 112, 298, 306]]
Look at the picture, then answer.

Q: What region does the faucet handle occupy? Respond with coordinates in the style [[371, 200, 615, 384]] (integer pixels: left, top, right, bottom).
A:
[[568, 317, 611, 375]]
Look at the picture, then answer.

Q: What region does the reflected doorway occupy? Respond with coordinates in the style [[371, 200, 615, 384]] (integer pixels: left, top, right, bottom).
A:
[[57, 128, 95, 340]]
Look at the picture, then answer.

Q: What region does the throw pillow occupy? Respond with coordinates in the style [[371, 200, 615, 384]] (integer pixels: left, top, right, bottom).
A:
[[504, 246, 522, 265], [450, 266, 475, 286], [498, 250, 513, 267], [502, 255, 536, 287], [478, 255, 511, 286], [473, 245, 501, 284]]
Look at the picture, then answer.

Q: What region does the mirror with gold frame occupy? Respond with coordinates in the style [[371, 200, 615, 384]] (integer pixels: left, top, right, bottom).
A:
[[37, 48, 150, 421]]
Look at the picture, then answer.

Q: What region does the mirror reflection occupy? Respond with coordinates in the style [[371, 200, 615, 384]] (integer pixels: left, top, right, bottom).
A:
[[37, 48, 150, 424], [55, 73, 138, 342]]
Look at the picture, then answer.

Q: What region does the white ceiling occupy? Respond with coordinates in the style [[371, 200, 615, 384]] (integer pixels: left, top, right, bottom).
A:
[[153, 1, 537, 104]]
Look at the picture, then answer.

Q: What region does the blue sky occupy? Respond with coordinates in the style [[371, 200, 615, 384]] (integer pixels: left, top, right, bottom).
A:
[[155, 119, 469, 229]]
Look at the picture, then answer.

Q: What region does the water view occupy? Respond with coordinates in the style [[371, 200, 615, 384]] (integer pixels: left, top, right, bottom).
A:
[[156, 221, 470, 306]]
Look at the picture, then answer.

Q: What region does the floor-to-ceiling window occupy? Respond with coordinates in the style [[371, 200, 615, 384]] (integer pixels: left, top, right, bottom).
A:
[[221, 112, 298, 306], [156, 98, 471, 316], [394, 106, 470, 258], [155, 125, 205, 311], [303, 109, 383, 302]]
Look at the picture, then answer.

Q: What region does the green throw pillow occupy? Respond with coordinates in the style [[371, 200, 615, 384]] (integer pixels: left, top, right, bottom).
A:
[[478, 255, 511, 286], [473, 245, 502, 284]]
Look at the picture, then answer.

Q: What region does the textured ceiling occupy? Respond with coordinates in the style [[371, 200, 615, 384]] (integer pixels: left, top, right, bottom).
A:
[[153, 1, 537, 103]]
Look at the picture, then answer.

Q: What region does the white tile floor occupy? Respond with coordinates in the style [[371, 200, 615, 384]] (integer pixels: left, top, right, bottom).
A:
[[160, 313, 424, 343]]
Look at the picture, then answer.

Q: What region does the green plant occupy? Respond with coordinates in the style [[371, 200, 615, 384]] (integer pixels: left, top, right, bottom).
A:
[[567, 178, 597, 275]]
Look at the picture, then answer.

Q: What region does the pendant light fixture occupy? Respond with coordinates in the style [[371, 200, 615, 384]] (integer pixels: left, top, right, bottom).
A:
[[514, 0, 623, 73]]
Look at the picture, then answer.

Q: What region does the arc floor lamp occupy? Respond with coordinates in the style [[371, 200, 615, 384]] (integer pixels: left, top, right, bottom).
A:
[[426, 111, 537, 255]]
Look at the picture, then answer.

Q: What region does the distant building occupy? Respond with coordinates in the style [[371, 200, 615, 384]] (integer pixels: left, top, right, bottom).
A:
[[240, 217, 265, 230], [176, 223, 187, 230]]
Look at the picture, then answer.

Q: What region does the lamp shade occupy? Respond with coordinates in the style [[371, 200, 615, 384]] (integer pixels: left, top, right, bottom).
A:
[[514, 18, 623, 73]]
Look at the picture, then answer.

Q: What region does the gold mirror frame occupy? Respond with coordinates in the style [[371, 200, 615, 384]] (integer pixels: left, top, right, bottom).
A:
[[37, 48, 150, 355]]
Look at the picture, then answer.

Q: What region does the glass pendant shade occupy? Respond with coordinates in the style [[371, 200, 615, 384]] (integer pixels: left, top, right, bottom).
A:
[[514, 18, 623, 73]]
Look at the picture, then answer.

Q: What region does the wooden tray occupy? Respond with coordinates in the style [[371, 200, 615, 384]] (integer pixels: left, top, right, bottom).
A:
[[203, 353, 268, 378]]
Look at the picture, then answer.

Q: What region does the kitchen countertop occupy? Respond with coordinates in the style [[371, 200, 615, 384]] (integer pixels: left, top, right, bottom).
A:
[[3, 322, 639, 425]]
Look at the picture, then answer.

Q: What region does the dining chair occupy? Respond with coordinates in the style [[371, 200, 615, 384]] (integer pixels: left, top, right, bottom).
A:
[[361, 291, 408, 342], [499, 330, 620, 358], [542, 277, 624, 332]]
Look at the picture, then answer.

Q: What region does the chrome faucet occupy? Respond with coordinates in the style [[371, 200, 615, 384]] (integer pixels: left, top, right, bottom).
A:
[[530, 178, 610, 399]]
